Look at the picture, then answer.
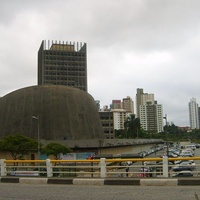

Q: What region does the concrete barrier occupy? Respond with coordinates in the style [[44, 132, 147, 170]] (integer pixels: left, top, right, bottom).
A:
[[178, 179, 200, 186], [104, 178, 140, 185], [0, 177, 200, 186], [1, 177, 19, 183], [19, 178, 48, 184], [47, 178, 73, 184], [73, 178, 104, 186], [140, 179, 178, 186]]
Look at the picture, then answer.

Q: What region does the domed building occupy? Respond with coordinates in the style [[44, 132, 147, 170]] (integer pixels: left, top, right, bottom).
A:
[[0, 85, 104, 141]]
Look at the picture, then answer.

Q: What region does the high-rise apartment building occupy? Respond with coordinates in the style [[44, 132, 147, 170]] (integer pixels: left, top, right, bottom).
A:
[[136, 88, 143, 118], [140, 101, 163, 133], [136, 88, 154, 118], [141, 93, 154, 105], [112, 109, 127, 130], [122, 96, 134, 114], [189, 97, 199, 129], [38, 40, 87, 92]]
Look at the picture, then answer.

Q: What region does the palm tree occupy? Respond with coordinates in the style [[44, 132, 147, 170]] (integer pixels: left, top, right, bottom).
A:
[[124, 114, 141, 138]]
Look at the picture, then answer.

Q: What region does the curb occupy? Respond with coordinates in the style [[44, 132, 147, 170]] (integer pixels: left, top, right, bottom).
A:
[[1, 177, 200, 186], [140, 179, 177, 186]]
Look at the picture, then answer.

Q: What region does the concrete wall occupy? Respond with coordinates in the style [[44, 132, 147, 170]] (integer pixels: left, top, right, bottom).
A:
[[99, 144, 159, 156]]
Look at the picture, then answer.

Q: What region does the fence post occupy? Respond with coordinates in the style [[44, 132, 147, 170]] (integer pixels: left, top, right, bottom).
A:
[[0, 159, 7, 176], [100, 158, 106, 178], [46, 159, 53, 177], [162, 156, 169, 177]]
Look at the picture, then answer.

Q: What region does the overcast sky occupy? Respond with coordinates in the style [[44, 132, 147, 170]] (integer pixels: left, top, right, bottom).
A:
[[0, 0, 200, 126]]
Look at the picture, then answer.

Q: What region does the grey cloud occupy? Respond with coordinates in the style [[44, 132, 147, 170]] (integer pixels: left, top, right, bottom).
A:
[[0, 0, 200, 126]]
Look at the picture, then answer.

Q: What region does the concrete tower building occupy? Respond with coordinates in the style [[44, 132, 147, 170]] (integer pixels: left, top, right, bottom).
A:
[[38, 40, 87, 92], [122, 96, 134, 114], [189, 97, 199, 129]]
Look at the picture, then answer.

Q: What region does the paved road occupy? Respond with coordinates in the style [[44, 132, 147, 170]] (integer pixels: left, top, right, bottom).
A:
[[0, 183, 200, 200]]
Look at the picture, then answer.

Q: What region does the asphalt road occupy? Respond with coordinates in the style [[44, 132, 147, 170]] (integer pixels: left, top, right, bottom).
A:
[[0, 183, 200, 200]]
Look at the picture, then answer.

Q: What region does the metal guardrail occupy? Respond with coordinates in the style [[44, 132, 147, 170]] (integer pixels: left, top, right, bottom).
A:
[[1, 157, 200, 178]]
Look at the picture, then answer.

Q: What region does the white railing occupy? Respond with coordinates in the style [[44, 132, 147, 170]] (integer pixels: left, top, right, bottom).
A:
[[1, 157, 200, 178]]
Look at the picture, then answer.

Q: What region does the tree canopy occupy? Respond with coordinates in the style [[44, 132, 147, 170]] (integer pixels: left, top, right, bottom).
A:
[[41, 142, 71, 160], [0, 134, 38, 160], [124, 114, 141, 138]]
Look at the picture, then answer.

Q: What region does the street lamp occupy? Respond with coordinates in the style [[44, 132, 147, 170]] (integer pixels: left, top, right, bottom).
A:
[[163, 114, 169, 157], [32, 115, 40, 159]]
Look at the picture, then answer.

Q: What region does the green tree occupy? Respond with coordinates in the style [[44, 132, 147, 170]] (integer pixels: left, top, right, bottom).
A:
[[124, 114, 141, 138], [41, 142, 71, 160], [115, 129, 127, 138], [0, 134, 38, 160]]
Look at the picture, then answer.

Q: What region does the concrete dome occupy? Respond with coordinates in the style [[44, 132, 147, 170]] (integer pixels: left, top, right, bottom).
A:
[[0, 85, 104, 140]]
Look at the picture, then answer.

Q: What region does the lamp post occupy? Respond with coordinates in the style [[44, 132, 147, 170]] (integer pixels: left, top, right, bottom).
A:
[[32, 115, 40, 159], [163, 114, 169, 157]]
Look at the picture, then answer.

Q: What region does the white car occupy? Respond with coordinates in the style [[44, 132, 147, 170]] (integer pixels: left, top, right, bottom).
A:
[[180, 152, 194, 157], [185, 144, 196, 150], [172, 170, 193, 177], [182, 148, 194, 155]]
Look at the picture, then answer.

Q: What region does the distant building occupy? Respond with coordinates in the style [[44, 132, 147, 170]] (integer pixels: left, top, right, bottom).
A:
[[141, 93, 154, 105], [111, 100, 122, 109], [122, 96, 134, 114], [99, 110, 114, 139], [136, 88, 143, 118], [95, 100, 100, 111], [136, 88, 154, 118], [140, 101, 163, 133], [199, 107, 200, 128], [112, 109, 127, 130], [178, 126, 192, 132], [38, 40, 87, 92], [189, 97, 199, 129], [99, 108, 128, 139]]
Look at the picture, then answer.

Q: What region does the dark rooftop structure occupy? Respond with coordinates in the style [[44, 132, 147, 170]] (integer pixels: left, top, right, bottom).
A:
[[38, 40, 87, 92]]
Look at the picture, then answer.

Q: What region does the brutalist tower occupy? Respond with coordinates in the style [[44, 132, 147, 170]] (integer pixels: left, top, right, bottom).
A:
[[38, 40, 87, 92]]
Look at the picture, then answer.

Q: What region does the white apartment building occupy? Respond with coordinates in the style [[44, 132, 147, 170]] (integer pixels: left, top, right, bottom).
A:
[[112, 109, 127, 130], [189, 97, 199, 129]]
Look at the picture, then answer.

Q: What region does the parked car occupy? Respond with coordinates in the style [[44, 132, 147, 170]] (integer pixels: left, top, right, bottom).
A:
[[176, 161, 195, 169], [172, 170, 193, 177], [174, 160, 195, 166], [182, 148, 194, 155], [185, 144, 196, 150], [172, 162, 194, 172], [195, 143, 200, 148], [168, 152, 178, 158], [180, 152, 194, 157]]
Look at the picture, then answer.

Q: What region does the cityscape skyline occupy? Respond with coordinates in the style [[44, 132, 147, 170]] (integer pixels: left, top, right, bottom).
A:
[[1, 1, 200, 127]]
